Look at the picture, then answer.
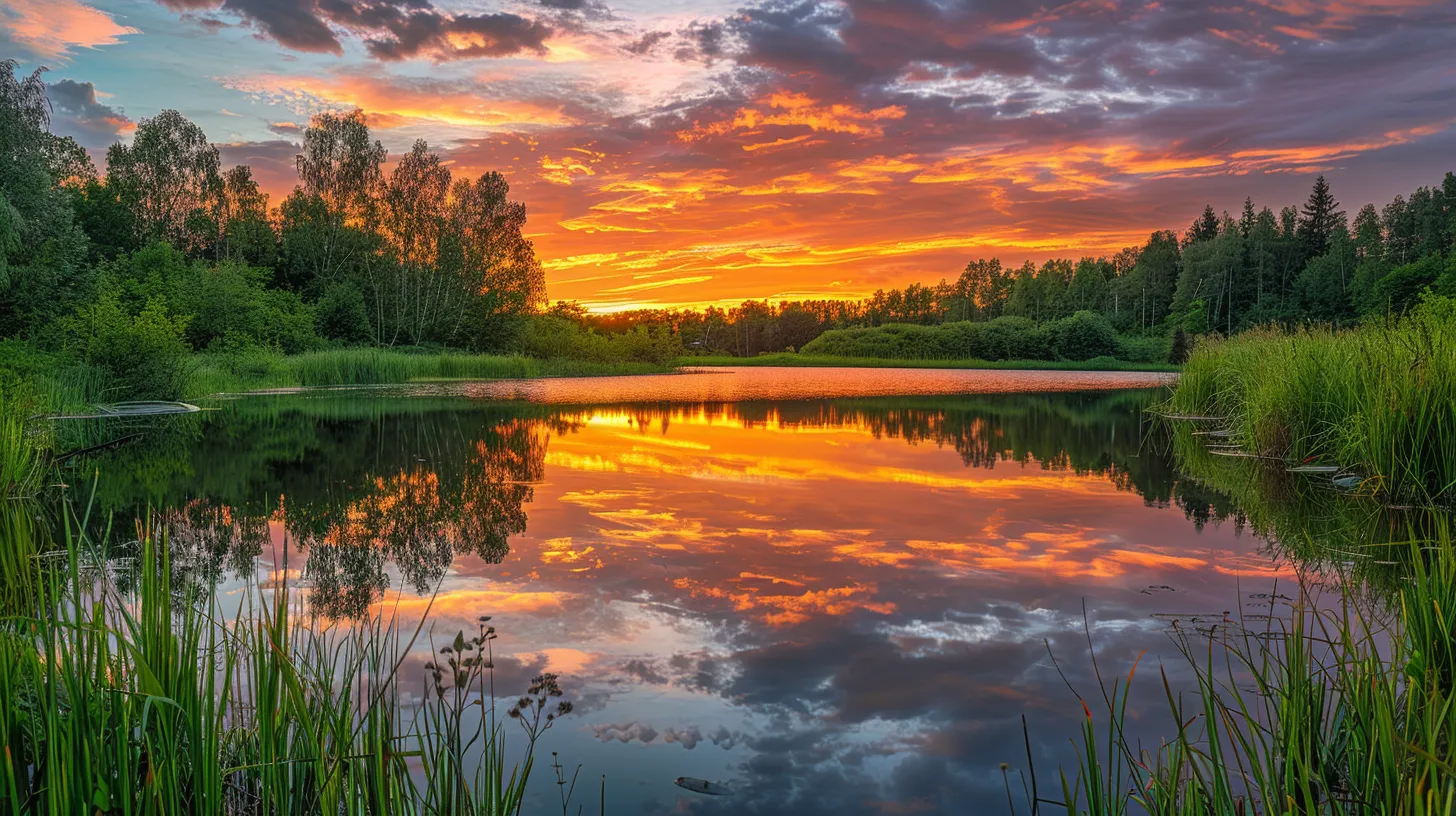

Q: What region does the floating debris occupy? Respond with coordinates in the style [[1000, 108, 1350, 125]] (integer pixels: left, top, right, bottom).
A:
[[1155, 413, 1225, 421], [675, 777, 733, 796], [1331, 474, 1363, 490], [38, 401, 202, 421], [1288, 465, 1340, 474], [1192, 429, 1235, 438]]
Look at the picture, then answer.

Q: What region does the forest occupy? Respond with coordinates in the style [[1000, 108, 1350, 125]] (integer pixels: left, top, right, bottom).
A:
[[0, 61, 676, 404], [595, 172, 1456, 361], [4, 57, 1456, 404]]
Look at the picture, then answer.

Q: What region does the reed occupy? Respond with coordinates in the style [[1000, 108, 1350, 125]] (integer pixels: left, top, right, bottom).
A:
[[0, 509, 571, 814], [192, 348, 671, 393], [1164, 297, 1456, 504], [0, 397, 44, 502], [1049, 519, 1456, 815]]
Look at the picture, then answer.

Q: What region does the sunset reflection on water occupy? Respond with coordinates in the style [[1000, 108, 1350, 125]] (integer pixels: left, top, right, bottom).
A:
[[85, 381, 1290, 815]]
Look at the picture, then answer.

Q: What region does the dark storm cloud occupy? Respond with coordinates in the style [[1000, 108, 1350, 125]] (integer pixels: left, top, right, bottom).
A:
[[156, 0, 552, 60], [46, 78, 134, 146]]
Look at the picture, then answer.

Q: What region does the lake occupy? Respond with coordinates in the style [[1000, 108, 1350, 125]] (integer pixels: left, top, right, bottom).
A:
[[74, 367, 1299, 816]]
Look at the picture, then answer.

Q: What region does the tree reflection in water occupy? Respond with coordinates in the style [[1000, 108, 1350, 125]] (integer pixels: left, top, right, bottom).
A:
[[69, 389, 1286, 617]]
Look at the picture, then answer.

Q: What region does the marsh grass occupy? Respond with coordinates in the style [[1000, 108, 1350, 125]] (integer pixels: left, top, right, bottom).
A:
[[0, 503, 572, 814], [1164, 297, 1456, 504], [0, 398, 45, 502], [192, 348, 672, 394], [1048, 520, 1456, 815]]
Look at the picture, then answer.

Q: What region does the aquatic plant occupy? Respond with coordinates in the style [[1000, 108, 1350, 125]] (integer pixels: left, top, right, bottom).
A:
[[1045, 519, 1456, 815], [1163, 296, 1456, 505], [0, 510, 575, 814], [191, 347, 671, 393]]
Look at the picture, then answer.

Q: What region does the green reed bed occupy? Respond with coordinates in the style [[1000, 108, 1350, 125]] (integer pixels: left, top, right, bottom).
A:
[[0, 511, 574, 814], [192, 347, 672, 394], [1050, 519, 1456, 815], [1165, 297, 1456, 505]]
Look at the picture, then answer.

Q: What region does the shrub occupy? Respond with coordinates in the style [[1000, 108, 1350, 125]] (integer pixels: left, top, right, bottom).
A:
[[1167, 328, 1191, 365], [67, 293, 192, 400], [519, 316, 682, 365], [315, 282, 373, 344], [971, 317, 1054, 360], [170, 260, 318, 353], [1374, 254, 1443, 314], [1051, 311, 1119, 361]]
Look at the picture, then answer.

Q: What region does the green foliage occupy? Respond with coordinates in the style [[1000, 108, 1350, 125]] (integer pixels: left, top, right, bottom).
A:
[[520, 315, 682, 366], [1165, 296, 1456, 504], [799, 313, 1140, 364], [0, 389, 44, 501], [170, 261, 318, 353], [681, 353, 1177, 372], [1374, 253, 1444, 314], [1052, 522, 1456, 815], [1053, 311, 1119, 361], [1166, 328, 1191, 365], [0, 62, 92, 338], [314, 282, 373, 343], [64, 292, 192, 400], [0, 516, 557, 814]]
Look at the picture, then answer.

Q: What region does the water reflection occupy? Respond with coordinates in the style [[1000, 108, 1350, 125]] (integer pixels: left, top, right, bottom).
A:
[[71, 385, 1300, 814]]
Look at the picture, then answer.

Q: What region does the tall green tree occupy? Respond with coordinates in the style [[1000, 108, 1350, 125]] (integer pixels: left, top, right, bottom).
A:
[[0, 61, 90, 336], [105, 110, 222, 251], [1297, 175, 1344, 259]]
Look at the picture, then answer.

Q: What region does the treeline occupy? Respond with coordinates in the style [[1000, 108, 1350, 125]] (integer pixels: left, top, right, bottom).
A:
[[576, 173, 1456, 359], [0, 61, 554, 399]]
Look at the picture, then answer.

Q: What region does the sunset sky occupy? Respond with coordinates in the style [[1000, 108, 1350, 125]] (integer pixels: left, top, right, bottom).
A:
[[6, 0, 1456, 310]]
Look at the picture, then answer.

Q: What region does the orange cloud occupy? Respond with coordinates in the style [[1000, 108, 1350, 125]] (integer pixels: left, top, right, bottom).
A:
[[227, 73, 577, 130], [679, 92, 906, 142], [2, 0, 137, 59]]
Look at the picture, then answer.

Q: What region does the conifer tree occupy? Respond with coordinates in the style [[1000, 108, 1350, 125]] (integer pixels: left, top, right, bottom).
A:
[[1298, 175, 1344, 259]]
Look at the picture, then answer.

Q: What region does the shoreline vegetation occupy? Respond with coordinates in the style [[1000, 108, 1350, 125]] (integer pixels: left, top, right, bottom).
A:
[[6, 58, 1456, 814], [1163, 295, 1456, 506], [0, 505, 580, 814], [681, 353, 1178, 372]]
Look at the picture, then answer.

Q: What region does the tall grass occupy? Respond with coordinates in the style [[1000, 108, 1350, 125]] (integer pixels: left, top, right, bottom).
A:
[[1164, 296, 1456, 504], [191, 348, 673, 394], [0, 397, 45, 502], [1051, 520, 1456, 815], [0, 510, 572, 814]]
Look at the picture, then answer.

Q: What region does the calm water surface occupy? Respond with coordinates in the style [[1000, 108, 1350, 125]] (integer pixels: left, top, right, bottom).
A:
[[82, 367, 1293, 816]]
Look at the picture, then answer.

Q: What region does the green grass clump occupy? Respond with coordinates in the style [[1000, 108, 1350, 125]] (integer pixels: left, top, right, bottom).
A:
[[190, 347, 674, 394], [680, 353, 1178, 372], [0, 511, 574, 814], [1051, 520, 1456, 815], [1165, 296, 1456, 504]]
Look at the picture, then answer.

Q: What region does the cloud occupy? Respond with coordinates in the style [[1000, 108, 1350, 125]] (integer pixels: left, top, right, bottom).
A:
[[217, 139, 301, 199], [46, 79, 135, 145], [0, 0, 138, 60], [156, 0, 552, 61], [171, 0, 1456, 310], [622, 30, 671, 56], [662, 725, 704, 749], [225, 71, 591, 131], [590, 721, 659, 744]]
